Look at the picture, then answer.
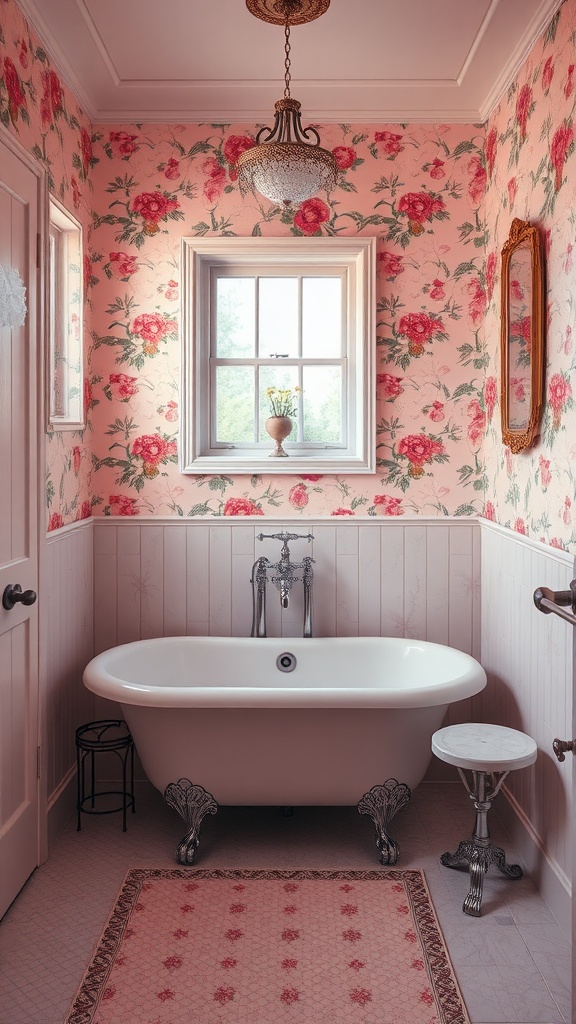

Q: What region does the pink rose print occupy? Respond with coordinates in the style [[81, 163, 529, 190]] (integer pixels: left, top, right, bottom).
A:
[[83, 254, 93, 292], [485, 126, 497, 177], [514, 518, 527, 535], [467, 155, 486, 203], [429, 278, 445, 300], [109, 373, 138, 401], [563, 496, 572, 526], [348, 960, 365, 971], [281, 929, 300, 942], [350, 988, 372, 1005], [467, 399, 486, 447], [83, 378, 93, 417], [213, 987, 235, 1004], [507, 177, 517, 207], [283, 883, 298, 892], [420, 989, 434, 1006], [515, 83, 533, 141], [299, 474, 322, 481], [293, 198, 331, 236], [550, 538, 565, 549], [550, 121, 574, 192], [224, 929, 244, 941], [289, 483, 308, 509], [342, 928, 362, 942], [164, 400, 178, 422], [202, 156, 227, 203], [109, 494, 140, 516], [467, 279, 487, 326], [331, 508, 355, 516], [374, 494, 404, 516], [164, 278, 179, 300], [398, 434, 445, 478], [332, 145, 356, 170], [220, 958, 237, 968], [108, 131, 139, 157], [109, 251, 139, 278], [173, 928, 188, 939], [397, 191, 445, 232], [77, 501, 91, 521], [180, 903, 195, 913], [18, 39, 28, 69], [486, 250, 497, 300], [396, 903, 410, 916], [398, 312, 445, 356], [484, 376, 497, 420], [229, 904, 246, 914], [131, 313, 177, 356], [377, 250, 404, 278], [539, 456, 551, 489], [283, 905, 297, 914], [377, 373, 404, 400], [224, 134, 255, 180], [131, 434, 177, 479], [102, 986, 116, 1001], [80, 127, 93, 176], [40, 69, 64, 128], [4, 57, 26, 124], [542, 56, 554, 92], [340, 904, 358, 916], [223, 497, 264, 516], [428, 400, 445, 422], [484, 501, 496, 521], [374, 130, 404, 156], [340, 884, 354, 891], [163, 157, 181, 180], [131, 191, 180, 235], [280, 988, 300, 1004], [157, 990, 175, 1002], [411, 958, 424, 970], [548, 372, 572, 428], [281, 959, 298, 970], [565, 64, 575, 100], [429, 158, 446, 179]]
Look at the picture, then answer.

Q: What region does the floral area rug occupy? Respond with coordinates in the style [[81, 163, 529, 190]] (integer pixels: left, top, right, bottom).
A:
[[65, 868, 470, 1024]]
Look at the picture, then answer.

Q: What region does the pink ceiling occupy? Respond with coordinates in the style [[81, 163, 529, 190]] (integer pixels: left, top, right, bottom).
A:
[[18, 0, 562, 122]]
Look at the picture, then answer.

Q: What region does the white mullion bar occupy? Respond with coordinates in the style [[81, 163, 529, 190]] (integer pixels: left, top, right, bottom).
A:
[[298, 274, 303, 441]]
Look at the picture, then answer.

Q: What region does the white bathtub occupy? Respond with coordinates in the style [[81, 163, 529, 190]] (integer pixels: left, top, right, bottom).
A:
[[83, 636, 486, 806]]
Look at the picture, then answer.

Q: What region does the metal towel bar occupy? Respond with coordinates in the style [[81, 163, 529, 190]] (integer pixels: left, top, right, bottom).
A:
[[533, 580, 576, 626]]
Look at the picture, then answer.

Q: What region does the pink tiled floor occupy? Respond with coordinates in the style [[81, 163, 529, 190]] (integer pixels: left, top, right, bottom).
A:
[[0, 782, 570, 1024]]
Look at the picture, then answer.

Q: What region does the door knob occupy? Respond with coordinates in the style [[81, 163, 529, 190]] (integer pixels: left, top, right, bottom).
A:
[[2, 584, 37, 611], [552, 738, 576, 762]]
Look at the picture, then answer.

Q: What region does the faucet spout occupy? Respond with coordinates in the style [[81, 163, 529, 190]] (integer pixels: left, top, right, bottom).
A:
[[250, 556, 269, 638]]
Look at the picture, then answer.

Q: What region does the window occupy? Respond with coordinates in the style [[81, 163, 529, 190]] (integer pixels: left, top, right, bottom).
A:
[[181, 237, 375, 473], [48, 197, 83, 429]]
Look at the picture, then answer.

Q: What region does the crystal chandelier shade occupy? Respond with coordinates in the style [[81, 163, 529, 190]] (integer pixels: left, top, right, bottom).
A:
[[238, 0, 337, 206]]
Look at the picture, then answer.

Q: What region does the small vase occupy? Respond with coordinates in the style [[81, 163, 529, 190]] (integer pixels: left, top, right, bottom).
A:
[[265, 415, 292, 457]]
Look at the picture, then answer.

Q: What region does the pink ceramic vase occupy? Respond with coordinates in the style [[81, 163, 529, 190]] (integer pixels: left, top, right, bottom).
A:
[[265, 415, 292, 457]]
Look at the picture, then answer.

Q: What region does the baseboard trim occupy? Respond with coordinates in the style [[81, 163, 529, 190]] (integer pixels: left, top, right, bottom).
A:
[[47, 768, 76, 845], [500, 783, 571, 938]]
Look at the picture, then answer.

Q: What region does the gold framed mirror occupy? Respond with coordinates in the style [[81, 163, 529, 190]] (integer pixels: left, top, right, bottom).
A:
[[500, 218, 545, 453]]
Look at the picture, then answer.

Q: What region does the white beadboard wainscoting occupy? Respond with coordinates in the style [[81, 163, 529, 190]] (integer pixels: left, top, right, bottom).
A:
[[41, 520, 94, 843], [480, 520, 574, 935]]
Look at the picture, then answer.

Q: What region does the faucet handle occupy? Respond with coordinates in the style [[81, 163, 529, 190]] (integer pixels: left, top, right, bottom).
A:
[[256, 532, 314, 543]]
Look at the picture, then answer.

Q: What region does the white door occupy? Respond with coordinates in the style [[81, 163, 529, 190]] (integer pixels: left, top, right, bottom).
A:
[[0, 131, 41, 919]]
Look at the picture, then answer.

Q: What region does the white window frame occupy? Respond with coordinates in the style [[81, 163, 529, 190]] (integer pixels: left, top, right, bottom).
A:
[[47, 197, 84, 429], [180, 236, 375, 474]]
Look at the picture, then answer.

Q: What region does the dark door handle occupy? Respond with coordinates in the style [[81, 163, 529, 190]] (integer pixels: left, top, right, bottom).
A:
[[2, 584, 37, 610], [553, 738, 576, 762]]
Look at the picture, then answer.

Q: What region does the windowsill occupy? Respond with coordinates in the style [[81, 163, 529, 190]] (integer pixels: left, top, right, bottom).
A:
[[180, 454, 376, 474]]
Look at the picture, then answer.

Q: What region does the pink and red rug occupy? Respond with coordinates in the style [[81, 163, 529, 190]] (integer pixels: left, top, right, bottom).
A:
[[66, 868, 469, 1024]]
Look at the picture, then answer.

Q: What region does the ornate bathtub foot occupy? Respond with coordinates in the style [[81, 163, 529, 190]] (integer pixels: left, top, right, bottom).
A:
[[164, 779, 218, 865], [358, 779, 411, 865]]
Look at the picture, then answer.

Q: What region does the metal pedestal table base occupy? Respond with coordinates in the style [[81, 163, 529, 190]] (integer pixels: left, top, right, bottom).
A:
[[440, 768, 523, 916], [357, 779, 411, 865], [164, 779, 218, 864]]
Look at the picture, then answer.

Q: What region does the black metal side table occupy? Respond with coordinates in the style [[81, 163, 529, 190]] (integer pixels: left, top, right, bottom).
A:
[[76, 720, 135, 831]]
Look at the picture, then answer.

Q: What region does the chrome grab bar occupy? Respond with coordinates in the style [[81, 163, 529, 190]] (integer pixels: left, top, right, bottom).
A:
[[533, 580, 576, 626]]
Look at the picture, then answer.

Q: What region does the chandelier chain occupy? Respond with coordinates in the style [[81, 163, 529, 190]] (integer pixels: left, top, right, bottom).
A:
[[283, 18, 292, 98]]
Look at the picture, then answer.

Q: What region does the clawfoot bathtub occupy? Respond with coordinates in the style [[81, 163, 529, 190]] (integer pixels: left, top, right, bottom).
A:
[[83, 636, 486, 864]]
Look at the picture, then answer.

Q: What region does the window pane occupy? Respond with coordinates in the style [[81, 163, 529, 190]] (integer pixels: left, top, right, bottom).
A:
[[215, 366, 255, 442], [259, 365, 299, 441], [302, 277, 342, 357], [258, 277, 298, 357], [302, 365, 342, 443], [216, 278, 254, 357]]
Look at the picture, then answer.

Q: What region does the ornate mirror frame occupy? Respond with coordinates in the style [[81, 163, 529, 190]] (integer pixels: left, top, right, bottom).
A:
[[500, 217, 545, 453]]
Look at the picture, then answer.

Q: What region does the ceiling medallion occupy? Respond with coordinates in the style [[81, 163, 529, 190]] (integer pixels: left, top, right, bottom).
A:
[[237, 0, 337, 207]]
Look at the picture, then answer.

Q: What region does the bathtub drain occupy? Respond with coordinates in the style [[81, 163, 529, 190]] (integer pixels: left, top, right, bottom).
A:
[[276, 652, 297, 673]]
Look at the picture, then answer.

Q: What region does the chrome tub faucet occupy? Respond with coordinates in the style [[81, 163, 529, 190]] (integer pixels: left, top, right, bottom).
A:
[[250, 532, 314, 638]]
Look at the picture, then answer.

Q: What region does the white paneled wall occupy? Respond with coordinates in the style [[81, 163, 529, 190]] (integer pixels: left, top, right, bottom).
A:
[[480, 520, 574, 932], [42, 521, 94, 808]]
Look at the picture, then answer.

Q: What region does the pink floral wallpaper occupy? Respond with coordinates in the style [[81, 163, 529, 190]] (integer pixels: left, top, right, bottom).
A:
[[2, 0, 574, 541], [483, 0, 576, 550], [88, 123, 488, 519]]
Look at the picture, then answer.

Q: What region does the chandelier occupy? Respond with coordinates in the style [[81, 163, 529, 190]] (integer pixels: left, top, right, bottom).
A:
[[237, 0, 338, 206]]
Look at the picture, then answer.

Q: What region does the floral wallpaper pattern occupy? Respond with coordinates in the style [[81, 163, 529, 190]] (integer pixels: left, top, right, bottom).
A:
[[483, 0, 576, 550], [88, 121, 488, 519], [2, 0, 575, 545]]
